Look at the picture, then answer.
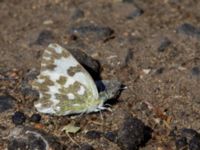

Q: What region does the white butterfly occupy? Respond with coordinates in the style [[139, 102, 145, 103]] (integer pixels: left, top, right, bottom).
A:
[[31, 43, 121, 116]]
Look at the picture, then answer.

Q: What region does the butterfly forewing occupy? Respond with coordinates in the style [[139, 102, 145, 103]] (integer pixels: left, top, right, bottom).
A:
[[41, 43, 98, 98]]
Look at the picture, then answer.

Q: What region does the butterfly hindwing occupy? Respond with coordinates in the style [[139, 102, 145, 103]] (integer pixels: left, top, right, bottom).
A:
[[32, 44, 100, 115]]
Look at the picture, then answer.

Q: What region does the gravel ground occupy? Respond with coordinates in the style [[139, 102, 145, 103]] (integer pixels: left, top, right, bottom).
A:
[[1, 0, 200, 149]]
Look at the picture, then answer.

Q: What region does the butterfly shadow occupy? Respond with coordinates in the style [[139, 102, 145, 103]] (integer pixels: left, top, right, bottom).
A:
[[64, 46, 102, 81]]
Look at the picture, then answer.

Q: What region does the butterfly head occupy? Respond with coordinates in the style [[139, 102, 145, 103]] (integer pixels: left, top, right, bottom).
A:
[[96, 80, 122, 102]]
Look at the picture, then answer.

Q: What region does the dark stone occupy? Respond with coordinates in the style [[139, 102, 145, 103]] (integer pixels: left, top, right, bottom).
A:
[[12, 111, 26, 125], [121, 49, 134, 68], [35, 30, 54, 45], [123, 0, 135, 3], [21, 69, 39, 100], [189, 134, 200, 150], [117, 117, 152, 150], [20, 80, 39, 99], [0, 96, 15, 112], [30, 114, 41, 123], [180, 128, 198, 141], [172, 128, 200, 150], [176, 137, 188, 150], [8, 139, 27, 150], [158, 38, 171, 52], [86, 130, 102, 139], [126, 8, 144, 19], [69, 34, 78, 41], [104, 131, 117, 142], [156, 67, 164, 74], [65, 46, 101, 80], [177, 23, 200, 38], [28, 138, 46, 150], [23, 68, 39, 81], [8, 126, 66, 150], [191, 67, 200, 76], [69, 25, 114, 40], [169, 0, 181, 4], [20, 86, 39, 101], [70, 8, 84, 20], [80, 143, 94, 150]]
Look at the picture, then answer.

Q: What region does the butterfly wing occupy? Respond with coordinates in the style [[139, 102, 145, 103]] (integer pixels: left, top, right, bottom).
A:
[[31, 43, 99, 115]]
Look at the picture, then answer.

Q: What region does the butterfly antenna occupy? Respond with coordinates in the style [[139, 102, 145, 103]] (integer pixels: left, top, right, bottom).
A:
[[104, 103, 112, 108], [100, 109, 104, 120]]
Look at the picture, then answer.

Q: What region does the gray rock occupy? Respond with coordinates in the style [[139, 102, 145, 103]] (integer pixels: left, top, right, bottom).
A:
[[157, 37, 171, 52], [70, 143, 94, 150], [189, 134, 200, 150], [23, 68, 39, 81], [0, 96, 15, 113], [126, 8, 144, 19], [114, 111, 152, 150], [34, 30, 55, 46], [70, 8, 84, 20], [191, 66, 200, 77], [180, 128, 198, 140], [175, 137, 188, 150], [122, 0, 135, 3], [120, 49, 134, 68], [69, 24, 114, 41], [85, 130, 102, 139], [104, 131, 117, 142], [79, 143, 94, 150], [8, 126, 66, 150], [177, 23, 200, 38], [172, 128, 200, 150]]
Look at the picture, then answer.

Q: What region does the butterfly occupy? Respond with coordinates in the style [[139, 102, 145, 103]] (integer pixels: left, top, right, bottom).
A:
[[31, 43, 122, 116]]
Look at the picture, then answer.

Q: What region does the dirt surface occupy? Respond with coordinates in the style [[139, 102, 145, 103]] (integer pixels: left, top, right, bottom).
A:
[[1, 0, 200, 149]]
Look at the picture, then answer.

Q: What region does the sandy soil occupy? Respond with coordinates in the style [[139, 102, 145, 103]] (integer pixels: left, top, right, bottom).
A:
[[1, 0, 200, 149]]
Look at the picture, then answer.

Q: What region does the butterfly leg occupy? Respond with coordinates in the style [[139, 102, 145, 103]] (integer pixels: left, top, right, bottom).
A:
[[98, 106, 112, 112]]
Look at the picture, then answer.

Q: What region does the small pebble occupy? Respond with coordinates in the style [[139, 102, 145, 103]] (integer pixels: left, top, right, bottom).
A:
[[189, 134, 200, 150], [121, 49, 133, 67], [176, 137, 188, 150], [43, 20, 54, 25], [0, 96, 15, 113], [86, 130, 102, 139], [127, 8, 144, 19], [142, 69, 151, 74], [181, 128, 198, 140], [35, 30, 54, 45], [104, 131, 117, 142], [8, 126, 65, 150], [156, 67, 164, 74], [70, 25, 114, 39], [30, 114, 41, 123], [117, 116, 152, 150], [123, 0, 134, 3], [177, 23, 200, 38], [70, 8, 84, 20], [80, 143, 94, 150], [20, 86, 39, 101], [12, 111, 26, 125], [158, 38, 171, 52], [24, 68, 39, 81], [191, 67, 200, 76]]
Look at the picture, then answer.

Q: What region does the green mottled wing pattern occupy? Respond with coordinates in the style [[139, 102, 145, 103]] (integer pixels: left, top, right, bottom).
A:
[[31, 44, 102, 115]]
